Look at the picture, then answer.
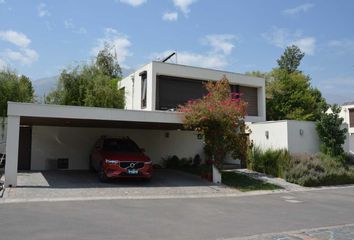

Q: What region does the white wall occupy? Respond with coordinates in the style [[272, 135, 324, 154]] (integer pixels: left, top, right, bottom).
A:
[[287, 121, 320, 154], [0, 118, 7, 153], [120, 63, 154, 111], [249, 120, 320, 154], [350, 134, 354, 152], [31, 126, 204, 170], [248, 121, 289, 151]]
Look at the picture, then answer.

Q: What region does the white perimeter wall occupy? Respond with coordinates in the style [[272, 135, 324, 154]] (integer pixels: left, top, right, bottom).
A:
[[31, 126, 204, 170], [248, 121, 289, 151], [0, 119, 7, 153], [249, 120, 320, 154], [287, 121, 320, 154]]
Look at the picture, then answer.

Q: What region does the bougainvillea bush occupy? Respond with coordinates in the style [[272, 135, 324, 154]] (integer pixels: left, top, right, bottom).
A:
[[178, 76, 249, 170]]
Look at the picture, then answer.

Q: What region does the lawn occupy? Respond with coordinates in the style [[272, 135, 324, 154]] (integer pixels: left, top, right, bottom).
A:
[[170, 165, 282, 192], [222, 171, 282, 192]]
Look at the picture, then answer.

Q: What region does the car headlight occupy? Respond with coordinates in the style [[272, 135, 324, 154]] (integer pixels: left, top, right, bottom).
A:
[[105, 159, 119, 164]]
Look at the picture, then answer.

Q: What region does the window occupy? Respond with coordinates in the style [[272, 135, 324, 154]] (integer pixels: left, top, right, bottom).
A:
[[140, 71, 147, 108], [230, 84, 240, 99], [349, 108, 354, 127]]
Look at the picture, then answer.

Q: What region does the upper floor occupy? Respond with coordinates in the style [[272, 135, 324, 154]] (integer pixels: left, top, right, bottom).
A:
[[340, 102, 354, 134], [119, 61, 266, 123]]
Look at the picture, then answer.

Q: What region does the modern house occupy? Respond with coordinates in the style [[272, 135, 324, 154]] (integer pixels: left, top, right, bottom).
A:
[[339, 102, 354, 152], [3, 61, 266, 187], [119, 61, 266, 123]]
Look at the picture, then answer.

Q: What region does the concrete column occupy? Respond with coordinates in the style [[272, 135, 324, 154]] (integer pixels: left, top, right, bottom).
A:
[[4, 116, 20, 187]]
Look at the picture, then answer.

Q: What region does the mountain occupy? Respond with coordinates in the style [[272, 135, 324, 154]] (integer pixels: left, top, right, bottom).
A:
[[32, 68, 130, 102], [32, 76, 59, 102]]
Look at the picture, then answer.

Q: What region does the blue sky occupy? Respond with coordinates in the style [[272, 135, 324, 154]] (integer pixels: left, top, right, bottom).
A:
[[0, 0, 354, 104]]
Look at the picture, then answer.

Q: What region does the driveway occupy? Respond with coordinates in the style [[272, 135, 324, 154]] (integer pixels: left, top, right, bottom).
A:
[[1, 169, 238, 202]]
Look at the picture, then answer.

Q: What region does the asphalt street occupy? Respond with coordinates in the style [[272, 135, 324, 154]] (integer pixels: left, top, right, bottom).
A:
[[0, 186, 354, 240]]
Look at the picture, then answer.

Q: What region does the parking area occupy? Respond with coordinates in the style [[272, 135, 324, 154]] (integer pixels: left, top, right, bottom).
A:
[[1, 169, 238, 202]]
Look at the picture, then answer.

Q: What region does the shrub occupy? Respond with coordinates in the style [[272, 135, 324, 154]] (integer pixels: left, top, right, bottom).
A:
[[179, 76, 249, 170], [248, 146, 290, 178], [316, 104, 347, 157], [162, 155, 193, 168], [285, 153, 354, 187]]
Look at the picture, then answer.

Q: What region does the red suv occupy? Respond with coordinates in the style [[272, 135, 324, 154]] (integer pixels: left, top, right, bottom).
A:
[[90, 137, 152, 182]]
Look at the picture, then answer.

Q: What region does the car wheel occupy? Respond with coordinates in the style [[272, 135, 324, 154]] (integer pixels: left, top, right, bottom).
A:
[[98, 168, 109, 183]]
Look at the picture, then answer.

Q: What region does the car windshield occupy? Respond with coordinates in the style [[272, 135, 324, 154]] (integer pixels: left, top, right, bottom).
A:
[[103, 139, 140, 153]]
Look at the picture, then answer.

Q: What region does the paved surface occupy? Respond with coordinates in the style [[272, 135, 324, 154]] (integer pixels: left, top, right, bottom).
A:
[[0, 185, 354, 240], [1, 169, 240, 202], [234, 169, 306, 191], [228, 223, 354, 239]]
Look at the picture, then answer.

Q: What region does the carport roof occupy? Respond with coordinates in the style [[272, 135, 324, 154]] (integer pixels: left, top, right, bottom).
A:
[[7, 102, 184, 130]]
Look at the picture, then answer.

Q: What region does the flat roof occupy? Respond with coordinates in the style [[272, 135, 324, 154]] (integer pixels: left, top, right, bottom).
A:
[[7, 102, 184, 130]]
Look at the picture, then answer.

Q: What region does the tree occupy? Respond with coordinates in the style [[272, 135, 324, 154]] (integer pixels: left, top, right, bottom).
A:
[[247, 46, 327, 121], [316, 105, 347, 157], [179, 76, 249, 169], [0, 69, 34, 118], [266, 69, 327, 121], [46, 44, 125, 109], [277, 45, 305, 74]]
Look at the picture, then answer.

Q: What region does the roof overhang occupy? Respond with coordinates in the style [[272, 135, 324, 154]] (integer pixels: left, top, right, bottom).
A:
[[7, 102, 184, 130]]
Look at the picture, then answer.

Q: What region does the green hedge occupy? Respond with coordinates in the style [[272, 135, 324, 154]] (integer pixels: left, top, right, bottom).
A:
[[247, 146, 290, 178]]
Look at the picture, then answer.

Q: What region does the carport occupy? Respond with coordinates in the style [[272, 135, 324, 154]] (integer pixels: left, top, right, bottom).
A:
[[4, 102, 195, 187]]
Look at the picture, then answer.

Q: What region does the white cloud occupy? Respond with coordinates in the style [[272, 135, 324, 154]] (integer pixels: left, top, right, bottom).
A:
[[328, 39, 354, 53], [37, 3, 50, 17], [119, 0, 146, 7], [262, 27, 316, 55], [173, 0, 197, 15], [0, 58, 7, 70], [91, 28, 132, 67], [0, 30, 39, 65], [283, 3, 314, 15], [64, 19, 75, 29], [151, 33, 237, 69], [0, 30, 31, 48], [162, 12, 178, 21], [64, 19, 87, 34], [203, 34, 238, 55], [151, 50, 228, 69], [2, 48, 39, 65]]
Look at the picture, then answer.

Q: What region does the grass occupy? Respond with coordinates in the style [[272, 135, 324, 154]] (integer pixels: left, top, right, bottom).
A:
[[169, 164, 282, 192], [221, 171, 283, 192]]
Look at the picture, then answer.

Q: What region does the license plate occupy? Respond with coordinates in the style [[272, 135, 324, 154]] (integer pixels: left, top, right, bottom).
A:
[[127, 169, 138, 175]]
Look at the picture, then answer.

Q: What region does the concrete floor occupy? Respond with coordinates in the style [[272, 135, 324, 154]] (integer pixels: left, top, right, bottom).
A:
[[1, 169, 238, 201]]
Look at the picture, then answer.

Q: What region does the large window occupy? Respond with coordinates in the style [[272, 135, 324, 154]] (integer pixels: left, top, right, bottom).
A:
[[156, 75, 259, 116], [349, 108, 354, 127], [140, 71, 147, 109]]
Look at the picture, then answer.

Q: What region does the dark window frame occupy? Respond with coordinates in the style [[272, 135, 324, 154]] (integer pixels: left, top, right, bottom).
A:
[[140, 71, 147, 109]]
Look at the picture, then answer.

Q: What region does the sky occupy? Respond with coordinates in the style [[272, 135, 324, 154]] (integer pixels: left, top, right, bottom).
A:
[[0, 0, 354, 104]]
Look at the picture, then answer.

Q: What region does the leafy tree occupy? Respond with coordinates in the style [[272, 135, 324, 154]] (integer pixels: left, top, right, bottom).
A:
[[179, 76, 249, 169], [266, 69, 327, 121], [0, 70, 34, 118], [316, 104, 347, 157], [247, 46, 327, 121], [46, 44, 125, 109], [277, 45, 305, 74]]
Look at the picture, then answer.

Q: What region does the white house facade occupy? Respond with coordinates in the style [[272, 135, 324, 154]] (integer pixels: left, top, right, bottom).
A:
[[339, 103, 354, 152], [3, 62, 267, 187]]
